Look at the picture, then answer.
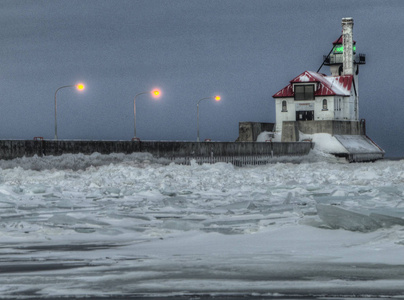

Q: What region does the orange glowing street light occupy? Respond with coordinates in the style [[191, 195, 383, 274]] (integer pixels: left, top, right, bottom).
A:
[[197, 95, 221, 142], [133, 88, 161, 140], [76, 83, 85, 91], [152, 89, 161, 98], [54, 83, 86, 140]]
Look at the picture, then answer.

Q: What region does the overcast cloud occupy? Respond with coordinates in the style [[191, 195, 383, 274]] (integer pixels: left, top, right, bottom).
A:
[[1, 0, 403, 156]]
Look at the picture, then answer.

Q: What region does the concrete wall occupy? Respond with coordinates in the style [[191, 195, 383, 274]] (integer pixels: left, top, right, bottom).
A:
[[0, 140, 313, 160], [281, 120, 365, 142], [298, 120, 363, 135], [236, 122, 275, 142], [281, 122, 300, 143]]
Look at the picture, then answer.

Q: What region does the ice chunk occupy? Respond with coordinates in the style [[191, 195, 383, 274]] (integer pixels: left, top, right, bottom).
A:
[[104, 187, 121, 197], [369, 213, 404, 227], [316, 204, 381, 232], [163, 196, 187, 208], [331, 190, 346, 197], [47, 214, 80, 226], [30, 186, 47, 194], [160, 219, 201, 231], [283, 192, 292, 204], [215, 201, 259, 212]]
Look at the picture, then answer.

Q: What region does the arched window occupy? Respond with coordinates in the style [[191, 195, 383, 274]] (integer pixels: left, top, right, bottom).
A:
[[322, 99, 328, 110], [282, 100, 287, 112]]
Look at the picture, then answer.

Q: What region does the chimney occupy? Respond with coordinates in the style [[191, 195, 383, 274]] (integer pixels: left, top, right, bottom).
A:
[[342, 17, 354, 75]]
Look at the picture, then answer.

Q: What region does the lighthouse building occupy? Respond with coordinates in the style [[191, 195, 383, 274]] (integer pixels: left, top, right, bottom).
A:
[[273, 69, 358, 131], [237, 17, 383, 161], [273, 18, 366, 139], [270, 17, 384, 161]]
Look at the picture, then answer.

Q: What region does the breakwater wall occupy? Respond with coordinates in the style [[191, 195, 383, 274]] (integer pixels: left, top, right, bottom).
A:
[[0, 140, 313, 163]]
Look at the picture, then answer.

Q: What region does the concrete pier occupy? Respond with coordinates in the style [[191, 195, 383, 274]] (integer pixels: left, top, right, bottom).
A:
[[0, 140, 313, 162]]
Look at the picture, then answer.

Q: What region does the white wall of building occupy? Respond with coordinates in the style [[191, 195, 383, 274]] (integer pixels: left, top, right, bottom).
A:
[[334, 96, 343, 120], [314, 96, 334, 120], [274, 83, 358, 132], [275, 98, 295, 132], [333, 94, 357, 121]]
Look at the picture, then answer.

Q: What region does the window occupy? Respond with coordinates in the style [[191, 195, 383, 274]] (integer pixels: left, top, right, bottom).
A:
[[294, 85, 314, 100], [334, 98, 342, 111], [322, 99, 328, 110], [282, 100, 287, 112]]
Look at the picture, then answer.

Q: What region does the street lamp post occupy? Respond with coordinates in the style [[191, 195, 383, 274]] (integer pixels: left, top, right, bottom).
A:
[[133, 89, 161, 140], [54, 83, 85, 140], [197, 95, 221, 142]]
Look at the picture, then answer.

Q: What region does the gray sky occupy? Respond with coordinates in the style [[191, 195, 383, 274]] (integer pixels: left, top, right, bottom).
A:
[[1, 0, 403, 157]]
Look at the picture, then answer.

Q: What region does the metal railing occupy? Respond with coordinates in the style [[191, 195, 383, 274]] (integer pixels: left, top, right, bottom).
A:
[[322, 53, 366, 65]]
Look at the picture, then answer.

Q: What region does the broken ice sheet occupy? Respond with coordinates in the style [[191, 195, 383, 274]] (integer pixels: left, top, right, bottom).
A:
[[316, 204, 404, 232]]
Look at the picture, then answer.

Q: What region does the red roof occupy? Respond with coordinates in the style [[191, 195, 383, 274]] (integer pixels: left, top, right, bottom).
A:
[[272, 71, 353, 98], [333, 36, 356, 45]]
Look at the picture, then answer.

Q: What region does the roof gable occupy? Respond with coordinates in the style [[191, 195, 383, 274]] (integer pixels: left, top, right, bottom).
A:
[[290, 71, 327, 83], [272, 71, 353, 98]]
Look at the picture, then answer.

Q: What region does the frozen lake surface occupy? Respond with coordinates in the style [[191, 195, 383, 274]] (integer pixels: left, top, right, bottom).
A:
[[1, 152, 404, 299]]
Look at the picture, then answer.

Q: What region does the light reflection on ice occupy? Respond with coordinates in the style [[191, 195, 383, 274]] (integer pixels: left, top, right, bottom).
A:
[[1, 152, 404, 298]]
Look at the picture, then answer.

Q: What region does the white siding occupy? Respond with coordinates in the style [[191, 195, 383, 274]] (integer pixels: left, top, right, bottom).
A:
[[275, 98, 295, 132], [314, 96, 334, 120], [334, 97, 343, 120], [275, 80, 358, 133]]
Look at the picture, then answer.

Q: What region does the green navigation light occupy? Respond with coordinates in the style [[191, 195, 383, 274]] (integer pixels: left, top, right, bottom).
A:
[[333, 44, 357, 54], [334, 45, 344, 53]]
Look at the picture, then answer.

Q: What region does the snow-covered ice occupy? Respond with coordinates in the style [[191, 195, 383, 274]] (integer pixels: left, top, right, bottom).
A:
[[1, 152, 404, 298], [299, 132, 348, 153]]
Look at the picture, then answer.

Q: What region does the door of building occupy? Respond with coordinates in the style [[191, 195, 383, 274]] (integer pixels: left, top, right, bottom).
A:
[[296, 111, 314, 121]]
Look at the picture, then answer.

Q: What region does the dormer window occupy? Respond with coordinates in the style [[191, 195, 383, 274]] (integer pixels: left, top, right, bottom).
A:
[[294, 84, 314, 100]]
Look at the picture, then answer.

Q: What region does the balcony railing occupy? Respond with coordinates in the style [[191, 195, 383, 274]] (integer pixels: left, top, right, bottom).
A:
[[323, 53, 366, 65]]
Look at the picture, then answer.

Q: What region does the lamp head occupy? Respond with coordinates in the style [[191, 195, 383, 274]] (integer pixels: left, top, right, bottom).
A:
[[151, 89, 161, 98], [214, 95, 221, 101], [76, 83, 85, 91]]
